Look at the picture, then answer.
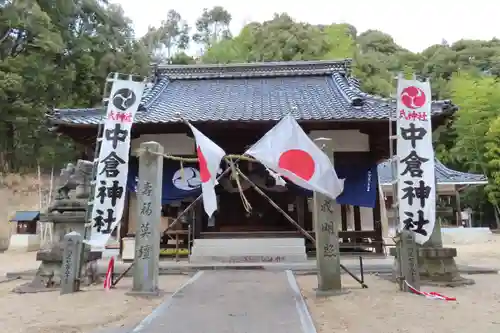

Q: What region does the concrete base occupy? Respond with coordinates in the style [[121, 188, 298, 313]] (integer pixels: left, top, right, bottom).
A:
[[418, 247, 475, 287], [391, 246, 475, 287], [190, 255, 307, 264], [12, 245, 102, 294], [189, 238, 308, 264], [6, 257, 498, 283], [125, 289, 164, 298], [315, 288, 351, 297], [7, 234, 40, 252], [11, 282, 60, 294], [13, 259, 101, 293]]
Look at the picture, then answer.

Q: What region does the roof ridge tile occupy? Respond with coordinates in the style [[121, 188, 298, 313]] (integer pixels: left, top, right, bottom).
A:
[[46, 60, 457, 126], [378, 158, 487, 185], [331, 72, 364, 107], [155, 60, 351, 79]]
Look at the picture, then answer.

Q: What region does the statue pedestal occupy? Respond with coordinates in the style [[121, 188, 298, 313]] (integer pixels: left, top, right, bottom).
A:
[[391, 220, 474, 287], [12, 160, 102, 294], [390, 246, 475, 287], [13, 243, 101, 293], [417, 247, 474, 287]]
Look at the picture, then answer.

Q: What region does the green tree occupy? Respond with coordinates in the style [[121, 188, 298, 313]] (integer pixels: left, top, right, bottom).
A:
[[449, 72, 500, 173], [321, 24, 355, 59], [193, 6, 232, 50], [202, 15, 355, 64], [357, 30, 403, 54], [170, 52, 195, 65], [448, 72, 500, 225], [142, 10, 190, 63], [0, 0, 150, 172], [159, 9, 190, 59], [3, 3, 500, 226], [351, 51, 394, 96], [485, 117, 500, 205]]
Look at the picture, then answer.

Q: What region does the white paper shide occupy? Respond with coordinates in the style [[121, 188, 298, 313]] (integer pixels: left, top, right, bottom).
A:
[[88, 80, 145, 248], [396, 78, 436, 244]]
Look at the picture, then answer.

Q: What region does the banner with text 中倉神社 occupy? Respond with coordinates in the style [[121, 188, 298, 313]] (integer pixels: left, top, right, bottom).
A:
[[88, 79, 145, 248], [396, 78, 436, 245]]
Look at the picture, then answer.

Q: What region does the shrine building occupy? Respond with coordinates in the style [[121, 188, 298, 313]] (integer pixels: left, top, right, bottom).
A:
[[47, 60, 459, 260], [378, 158, 487, 231]]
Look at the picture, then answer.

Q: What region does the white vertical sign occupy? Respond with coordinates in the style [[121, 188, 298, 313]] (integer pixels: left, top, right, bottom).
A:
[[396, 78, 436, 244], [88, 79, 145, 248]]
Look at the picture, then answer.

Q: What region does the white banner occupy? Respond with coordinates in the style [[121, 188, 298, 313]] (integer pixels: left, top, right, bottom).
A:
[[88, 79, 145, 248], [396, 78, 436, 244]]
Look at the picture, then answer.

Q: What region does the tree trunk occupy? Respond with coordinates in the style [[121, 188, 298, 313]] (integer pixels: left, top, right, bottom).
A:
[[4, 121, 16, 172], [493, 204, 500, 229]]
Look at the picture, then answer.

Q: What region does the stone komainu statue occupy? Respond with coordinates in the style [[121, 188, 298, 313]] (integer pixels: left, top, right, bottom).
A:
[[55, 160, 93, 200], [16, 159, 99, 293], [56, 163, 76, 199]]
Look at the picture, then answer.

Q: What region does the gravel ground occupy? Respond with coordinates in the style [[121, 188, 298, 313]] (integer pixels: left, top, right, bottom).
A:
[[296, 234, 500, 333], [0, 274, 189, 333], [0, 235, 498, 332], [453, 239, 500, 269], [0, 251, 39, 277], [296, 273, 500, 333]]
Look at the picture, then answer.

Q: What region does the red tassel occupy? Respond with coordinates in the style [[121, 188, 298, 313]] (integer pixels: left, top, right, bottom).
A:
[[405, 281, 456, 301], [103, 257, 115, 290]]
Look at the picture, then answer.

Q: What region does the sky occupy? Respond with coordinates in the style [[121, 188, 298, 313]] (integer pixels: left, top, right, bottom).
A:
[[113, 0, 498, 54]]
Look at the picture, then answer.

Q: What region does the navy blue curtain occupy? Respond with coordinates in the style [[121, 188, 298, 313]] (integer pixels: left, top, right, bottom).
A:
[[289, 164, 378, 208], [128, 157, 378, 208], [336, 164, 378, 207], [127, 157, 202, 204]]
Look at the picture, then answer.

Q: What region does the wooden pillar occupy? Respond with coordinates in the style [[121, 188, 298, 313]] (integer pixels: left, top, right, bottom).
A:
[[341, 205, 348, 243], [378, 182, 390, 238], [455, 186, 462, 226], [119, 190, 131, 257], [194, 200, 203, 238], [295, 196, 305, 228], [82, 144, 94, 161], [373, 185, 383, 254], [353, 206, 362, 243]]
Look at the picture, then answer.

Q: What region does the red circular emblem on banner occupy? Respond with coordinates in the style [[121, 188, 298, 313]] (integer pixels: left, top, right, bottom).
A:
[[401, 86, 426, 109]]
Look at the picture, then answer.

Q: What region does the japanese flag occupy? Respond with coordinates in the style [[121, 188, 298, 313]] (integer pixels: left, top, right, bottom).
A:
[[245, 114, 344, 200], [188, 123, 226, 217]]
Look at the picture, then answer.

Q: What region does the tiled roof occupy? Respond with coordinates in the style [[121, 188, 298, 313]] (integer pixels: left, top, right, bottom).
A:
[[47, 60, 458, 125], [378, 159, 488, 185], [9, 211, 40, 222]]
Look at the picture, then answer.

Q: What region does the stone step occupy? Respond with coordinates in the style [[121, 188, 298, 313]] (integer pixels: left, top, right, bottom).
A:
[[191, 246, 307, 256], [190, 238, 308, 264], [189, 254, 308, 264], [193, 237, 305, 247]]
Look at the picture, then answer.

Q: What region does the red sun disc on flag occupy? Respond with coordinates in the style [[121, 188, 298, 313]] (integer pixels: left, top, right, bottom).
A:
[[278, 149, 315, 181], [196, 146, 210, 183]]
